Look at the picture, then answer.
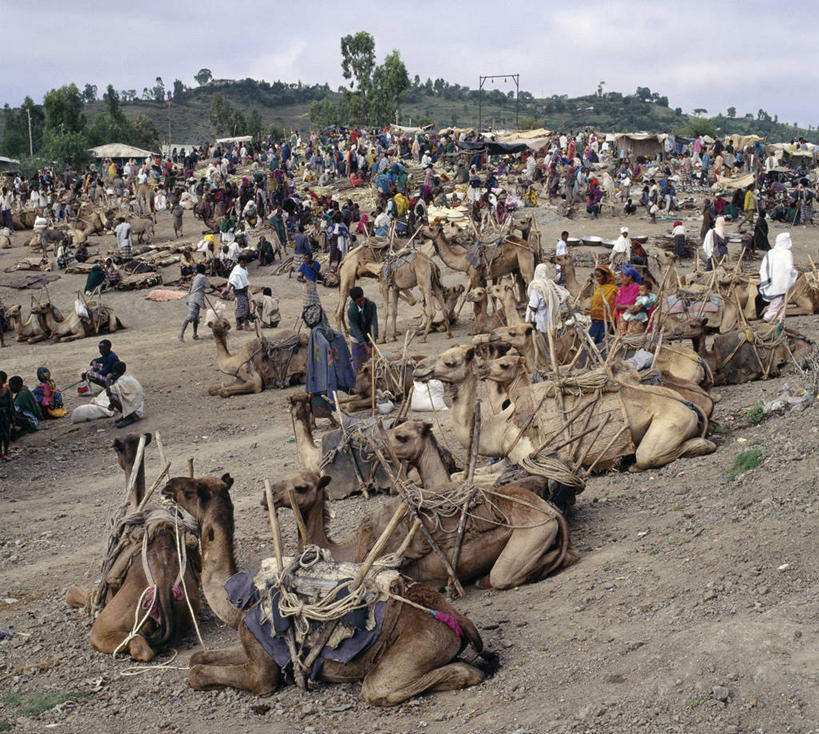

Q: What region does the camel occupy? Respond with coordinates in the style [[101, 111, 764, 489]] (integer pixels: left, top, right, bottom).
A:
[[4, 303, 48, 343], [466, 287, 506, 335], [66, 434, 202, 661], [128, 216, 155, 244], [206, 318, 307, 397], [485, 322, 582, 372], [134, 182, 156, 221], [421, 224, 537, 298], [161, 472, 487, 704], [554, 254, 590, 302], [76, 204, 114, 236], [273, 470, 574, 590], [341, 354, 421, 412], [335, 244, 389, 334], [10, 210, 37, 230], [31, 301, 124, 342], [414, 344, 716, 471], [689, 319, 813, 386], [380, 251, 452, 343], [488, 283, 524, 325]]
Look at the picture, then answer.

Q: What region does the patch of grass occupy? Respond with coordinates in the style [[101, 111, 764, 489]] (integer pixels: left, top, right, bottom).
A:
[[689, 693, 712, 709], [711, 424, 729, 435], [1, 691, 82, 718], [729, 449, 764, 481], [672, 503, 684, 511], [746, 405, 765, 424], [0, 720, 11, 733]]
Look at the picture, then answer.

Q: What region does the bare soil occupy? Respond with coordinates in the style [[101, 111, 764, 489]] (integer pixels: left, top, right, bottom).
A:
[[1, 206, 817, 734]]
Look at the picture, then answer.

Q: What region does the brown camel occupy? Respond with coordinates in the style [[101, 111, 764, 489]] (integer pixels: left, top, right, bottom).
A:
[[414, 344, 716, 471], [554, 254, 590, 302], [485, 322, 582, 372], [31, 301, 124, 342], [488, 283, 524, 325], [134, 182, 156, 221], [380, 251, 452, 343], [206, 318, 306, 397], [466, 287, 506, 335], [335, 244, 391, 335], [689, 319, 813, 386], [76, 204, 114, 236], [161, 472, 487, 704], [10, 210, 37, 230], [4, 303, 48, 343], [421, 224, 537, 298], [66, 434, 202, 661], [341, 354, 421, 412]]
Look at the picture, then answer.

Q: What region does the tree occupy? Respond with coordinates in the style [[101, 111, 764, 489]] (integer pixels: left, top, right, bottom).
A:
[[635, 86, 652, 101], [41, 130, 90, 168], [676, 118, 717, 138], [43, 84, 86, 134], [693, 108, 707, 116], [597, 81, 605, 97], [309, 98, 338, 127], [194, 68, 213, 86], [104, 85, 124, 123], [726, 106, 736, 118], [173, 79, 185, 100], [1, 97, 45, 157], [369, 50, 410, 125], [82, 83, 98, 103], [340, 31, 376, 92], [247, 108, 264, 139], [655, 96, 669, 107], [209, 93, 235, 136], [152, 77, 165, 103]]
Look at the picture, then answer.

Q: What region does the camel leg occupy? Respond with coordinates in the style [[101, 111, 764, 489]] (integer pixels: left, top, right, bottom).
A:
[[480, 519, 560, 590], [633, 415, 716, 469], [191, 645, 247, 666], [360, 610, 483, 705], [66, 586, 90, 608]]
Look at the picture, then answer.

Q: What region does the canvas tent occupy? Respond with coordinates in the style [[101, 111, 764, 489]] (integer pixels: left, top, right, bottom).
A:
[[389, 124, 432, 136], [0, 155, 20, 170], [89, 143, 157, 159], [726, 134, 764, 151], [716, 173, 755, 190], [613, 133, 667, 158], [215, 135, 252, 145], [496, 128, 553, 151]]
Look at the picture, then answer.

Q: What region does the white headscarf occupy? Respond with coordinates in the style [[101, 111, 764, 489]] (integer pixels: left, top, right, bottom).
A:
[[759, 232, 798, 299], [528, 263, 570, 322], [714, 216, 726, 239]]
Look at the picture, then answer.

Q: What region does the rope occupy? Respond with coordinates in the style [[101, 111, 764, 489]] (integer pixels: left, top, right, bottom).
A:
[[118, 649, 189, 677]]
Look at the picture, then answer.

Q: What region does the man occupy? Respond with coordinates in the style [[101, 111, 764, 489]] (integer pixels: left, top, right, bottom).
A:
[[82, 339, 120, 388], [609, 226, 631, 269], [268, 208, 288, 254], [228, 254, 252, 330], [106, 361, 145, 428], [254, 287, 280, 327], [257, 235, 276, 266], [114, 217, 133, 260], [297, 252, 322, 309], [292, 225, 311, 257], [0, 188, 13, 231], [347, 286, 379, 373], [171, 201, 184, 239], [180, 263, 210, 342], [555, 230, 569, 284]]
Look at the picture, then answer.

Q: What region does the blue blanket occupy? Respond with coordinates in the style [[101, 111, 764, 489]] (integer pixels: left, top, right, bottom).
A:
[[306, 325, 356, 397]]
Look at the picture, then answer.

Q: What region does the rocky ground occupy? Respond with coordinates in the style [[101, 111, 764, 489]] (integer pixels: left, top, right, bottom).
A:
[[0, 202, 817, 734]]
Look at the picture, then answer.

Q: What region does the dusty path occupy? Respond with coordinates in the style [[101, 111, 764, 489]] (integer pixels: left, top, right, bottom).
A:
[[0, 205, 817, 733]]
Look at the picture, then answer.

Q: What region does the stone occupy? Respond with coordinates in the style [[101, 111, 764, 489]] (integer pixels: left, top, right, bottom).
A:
[[713, 686, 730, 702]]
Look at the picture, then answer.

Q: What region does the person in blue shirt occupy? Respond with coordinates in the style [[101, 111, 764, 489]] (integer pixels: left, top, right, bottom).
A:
[[82, 339, 119, 388]]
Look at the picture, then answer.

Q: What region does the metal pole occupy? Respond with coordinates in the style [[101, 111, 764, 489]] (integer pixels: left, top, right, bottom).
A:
[[26, 108, 33, 156], [515, 74, 519, 130]]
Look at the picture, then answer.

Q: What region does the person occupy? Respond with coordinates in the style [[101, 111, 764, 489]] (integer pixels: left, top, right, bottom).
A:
[[268, 208, 288, 254], [752, 209, 770, 253], [180, 263, 210, 342], [9, 375, 42, 435], [347, 286, 379, 373], [0, 371, 12, 460], [257, 235, 276, 266], [106, 361, 145, 428], [614, 265, 642, 334], [84, 263, 106, 295], [589, 265, 618, 344], [297, 252, 322, 308], [624, 198, 637, 215], [32, 367, 65, 418], [104, 258, 121, 289], [713, 216, 728, 263], [672, 221, 686, 258], [228, 254, 253, 330], [172, 202, 184, 239], [527, 263, 570, 358], [610, 226, 631, 269], [255, 287, 280, 328], [554, 231, 569, 284], [293, 225, 311, 257], [741, 186, 755, 231], [82, 339, 119, 388], [114, 217, 133, 259], [620, 280, 657, 334], [757, 232, 798, 322]]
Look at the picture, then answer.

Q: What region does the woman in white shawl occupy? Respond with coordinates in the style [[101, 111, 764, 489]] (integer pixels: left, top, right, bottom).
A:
[[527, 263, 570, 333], [758, 232, 798, 322]]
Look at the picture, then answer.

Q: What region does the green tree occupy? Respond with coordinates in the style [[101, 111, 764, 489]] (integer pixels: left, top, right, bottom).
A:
[[41, 130, 90, 167], [635, 86, 652, 101], [152, 77, 165, 103], [676, 118, 717, 138], [726, 106, 736, 118], [132, 114, 159, 149], [693, 108, 708, 116], [172, 79, 185, 100], [369, 50, 410, 124], [655, 95, 669, 107], [194, 68, 213, 86], [43, 83, 86, 134], [340, 31, 376, 124], [82, 83, 97, 103], [1, 97, 44, 156], [309, 98, 338, 127], [209, 93, 235, 136], [247, 108, 264, 139]]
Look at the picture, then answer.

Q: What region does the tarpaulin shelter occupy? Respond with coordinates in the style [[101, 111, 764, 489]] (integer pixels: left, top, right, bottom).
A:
[[0, 155, 20, 170], [215, 135, 252, 145], [613, 133, 667, 158], [716, 173, 755, 190], [496, 128, 553, 151], [726, 134, 764, 151], [88, 143, 157, 159], [458, 139, 530, 155], [389, 124, 432, 136]]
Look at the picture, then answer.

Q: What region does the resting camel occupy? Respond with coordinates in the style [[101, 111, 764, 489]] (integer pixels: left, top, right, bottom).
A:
[[467, 287, 506, 335], [414, 344, 716, 471], [380, 251, 452, 343], [341, 354, 421, 412], [31, 301, 124, 342], [207, 318, 307, 397], [161, 472, 487, 704], [273, 470, 574, 591], [489, 283, 524, 325], [76, 204, 113, 236], [4, 303, 48, 343], [421, 224, 536, 298], [66, 434, 202, 661], [689, 319, 813, 386], [485, 322, 582, 372], [554, 254, 590, 302], [11, 210, 37, 230]]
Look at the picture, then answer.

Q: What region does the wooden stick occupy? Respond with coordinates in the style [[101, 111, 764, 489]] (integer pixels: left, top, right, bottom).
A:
[[585, 424, 629, 474], [575, 413, 612, 470], [264, 479, 306, 690], [394, 518, 421, 558], [124, 434, 147, 512], [287, 489, 309, 546], [187, 457, 194, 478], [136, 462, 171, 512]]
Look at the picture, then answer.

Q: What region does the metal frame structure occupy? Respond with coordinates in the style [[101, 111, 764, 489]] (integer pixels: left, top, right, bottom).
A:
[[478, 74, 519, 132]]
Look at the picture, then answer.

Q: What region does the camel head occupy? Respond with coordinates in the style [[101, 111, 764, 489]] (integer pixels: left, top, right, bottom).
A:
[[161, 473, 235, 522], [414, 344, 476, 385], [5, 304, 21, 320], [288, 393, 312, 423], [30, 302, 50, 317], [112, 433, 152, 473], [443, 284, 464, 320], [488, 323, 534, 351], [466, 287, 488, 304], [476, 354, 528, 386], [208, 317, 231, 336], [388, 420, 434, 462], [268, 471, 331, 514], [488, 283, 518, 303]]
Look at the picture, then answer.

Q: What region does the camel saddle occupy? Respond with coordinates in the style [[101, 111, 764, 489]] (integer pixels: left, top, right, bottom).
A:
[[466, 238, 504, 270]]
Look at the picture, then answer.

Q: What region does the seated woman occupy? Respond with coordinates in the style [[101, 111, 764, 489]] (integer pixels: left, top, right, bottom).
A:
[[621, 280, 657, 335], [104, 258, 121, 289], [614, 265, 642, 335], [32, 367, 66, 418], [8, 375, 42, 436], [84, 263, 106, 295]]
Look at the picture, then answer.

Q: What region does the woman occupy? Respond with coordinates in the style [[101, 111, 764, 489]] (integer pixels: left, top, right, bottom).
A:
[[32, 367, 65, 418], [614, 265, 642, 334], [757, 232, 798, 323], [527, 264, 569, 360], [752, 209, 770, 253], [9, 375, 42, 435], [672, 221, 686, 258], [589, 265, 618, 344], [0, 371, 11, 460], [713, 216, 728, 263], [700, 199, 715, 241], [84, 263, 106, 295]]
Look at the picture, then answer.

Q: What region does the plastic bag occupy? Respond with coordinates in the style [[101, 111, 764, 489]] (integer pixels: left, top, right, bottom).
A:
[[410, 380, 448, 412], [74, 298, 90, 319]]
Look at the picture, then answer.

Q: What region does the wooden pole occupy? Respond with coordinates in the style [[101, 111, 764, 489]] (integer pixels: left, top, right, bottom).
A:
[[287, 489, 309, 546], [187, 457, 194, 478], [124, 434, 147, 512]]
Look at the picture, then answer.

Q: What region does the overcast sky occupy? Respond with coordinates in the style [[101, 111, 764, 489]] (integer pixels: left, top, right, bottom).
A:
[[5, 0, 817, 128]]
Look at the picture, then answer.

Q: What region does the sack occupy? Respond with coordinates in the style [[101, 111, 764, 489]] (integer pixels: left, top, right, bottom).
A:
[[77, 380, 92, 396], [74, 298, 90, 319], [302, 303, 324, 328], [410, 380, 448, 412]]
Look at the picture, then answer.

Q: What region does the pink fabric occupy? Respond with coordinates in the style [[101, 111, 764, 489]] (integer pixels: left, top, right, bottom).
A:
[[614, 282, 639, 323], [142, 583, 184, 624]]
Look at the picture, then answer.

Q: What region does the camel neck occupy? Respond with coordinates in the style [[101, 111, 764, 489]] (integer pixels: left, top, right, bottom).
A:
[[214, 332, 231, 360], [199, 504, 241, 628], [433, 234, 467, 270], [448, 373, 477, 449], [292, 411, 322, 472], [413, 437, 452, 488], [302, 489, 333, 551]]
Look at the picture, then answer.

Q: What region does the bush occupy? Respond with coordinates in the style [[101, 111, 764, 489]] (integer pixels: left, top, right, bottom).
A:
[[729, 449, 763, 480]]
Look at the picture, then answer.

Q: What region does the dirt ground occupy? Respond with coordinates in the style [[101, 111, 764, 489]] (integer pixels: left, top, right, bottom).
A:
[[1, 202, 817, 734]]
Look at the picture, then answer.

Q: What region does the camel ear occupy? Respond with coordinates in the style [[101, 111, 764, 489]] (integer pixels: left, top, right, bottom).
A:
[[317, 475, 332, 490], [465, 347, 475, 362], [220, 473, 234, 489], [422, 421, 434, 434], [144, 433, 152, 446], [112, 438, 124, 452]]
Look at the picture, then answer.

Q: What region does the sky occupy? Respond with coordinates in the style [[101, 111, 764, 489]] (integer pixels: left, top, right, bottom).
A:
[[4, 0, 817, 128]]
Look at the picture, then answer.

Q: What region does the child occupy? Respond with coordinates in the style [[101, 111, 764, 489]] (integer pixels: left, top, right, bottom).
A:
[[172, 202, 184, 239], [624, 198, 637, 215], [621, 281, 657, 334]]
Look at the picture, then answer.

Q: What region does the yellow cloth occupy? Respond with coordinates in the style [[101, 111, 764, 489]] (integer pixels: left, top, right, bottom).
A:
[[590, 266, 617, 322], [744, 190, 755, 212]]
